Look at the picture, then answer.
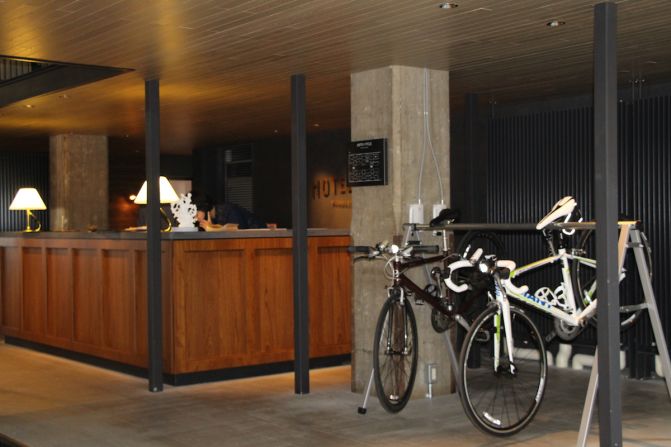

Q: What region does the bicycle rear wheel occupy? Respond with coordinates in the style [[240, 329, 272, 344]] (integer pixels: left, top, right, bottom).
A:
[[373, 291, 418, 413], [572, 229, 651, 329], [459, 305, 547, 436]]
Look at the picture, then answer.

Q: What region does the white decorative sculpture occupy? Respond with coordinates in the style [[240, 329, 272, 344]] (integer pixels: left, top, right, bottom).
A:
[[170, 193, 198, 231]]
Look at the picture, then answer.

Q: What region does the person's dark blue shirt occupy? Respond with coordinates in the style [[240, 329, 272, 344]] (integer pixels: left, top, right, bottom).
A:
[[211, 203, 266, 229]]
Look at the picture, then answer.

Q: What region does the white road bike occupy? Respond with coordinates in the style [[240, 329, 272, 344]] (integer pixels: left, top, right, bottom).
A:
[[444, 196, 651, 436]]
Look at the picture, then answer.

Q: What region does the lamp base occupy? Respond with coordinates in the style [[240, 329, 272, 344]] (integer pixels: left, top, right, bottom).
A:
[[24, 209, 42, 232]]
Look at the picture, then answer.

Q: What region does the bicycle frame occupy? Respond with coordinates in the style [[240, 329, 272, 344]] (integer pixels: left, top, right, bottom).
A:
[[390, 253, 478, 326], [391, 253, 446, 309], [506, 247, 598, 327]]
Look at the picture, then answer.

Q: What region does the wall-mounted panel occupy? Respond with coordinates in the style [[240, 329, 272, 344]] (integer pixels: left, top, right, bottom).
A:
[[72, 249, 101, 346], [21, 247, 45, 335], [181, 247, 247, 363], [101, 250, 135, 352], [1, 246, 21, 331], [46, 248, 72, 340], [309, 240, 351, 357], [254, 247, 293, 354]]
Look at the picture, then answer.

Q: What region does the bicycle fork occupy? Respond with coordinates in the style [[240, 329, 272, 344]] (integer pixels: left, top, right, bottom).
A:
[[494, 278, 516, 374], [386, 287, 410, 356]]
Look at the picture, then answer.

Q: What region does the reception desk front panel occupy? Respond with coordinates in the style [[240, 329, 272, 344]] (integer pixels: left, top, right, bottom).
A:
[[0, 232, 351, 376]]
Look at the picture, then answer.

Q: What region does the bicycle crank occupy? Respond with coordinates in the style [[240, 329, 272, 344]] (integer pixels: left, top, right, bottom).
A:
[[553, 318, 582, 341]]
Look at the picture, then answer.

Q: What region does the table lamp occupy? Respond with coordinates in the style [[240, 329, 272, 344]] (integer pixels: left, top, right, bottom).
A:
[[133, 176, 179, 231], [9, 187, 47, 232]]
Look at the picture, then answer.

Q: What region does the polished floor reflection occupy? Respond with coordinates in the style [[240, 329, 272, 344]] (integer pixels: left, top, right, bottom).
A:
[[0, 341, 669, 446]]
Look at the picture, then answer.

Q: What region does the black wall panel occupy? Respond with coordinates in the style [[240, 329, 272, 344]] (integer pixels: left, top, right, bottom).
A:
[[484, 94, 671, 377], [0, 151, 49, 232]]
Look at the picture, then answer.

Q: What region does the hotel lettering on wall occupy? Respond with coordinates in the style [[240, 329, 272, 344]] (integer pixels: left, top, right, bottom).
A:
[[313, 176, 352, 208]]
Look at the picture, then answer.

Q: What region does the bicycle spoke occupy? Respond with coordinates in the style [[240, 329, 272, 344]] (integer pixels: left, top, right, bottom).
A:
[[374, 296, 418, 413], [460, 306, 546, 435]]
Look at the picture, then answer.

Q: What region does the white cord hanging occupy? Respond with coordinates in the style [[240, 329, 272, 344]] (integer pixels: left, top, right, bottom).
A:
[[416, 68, 446, 205]]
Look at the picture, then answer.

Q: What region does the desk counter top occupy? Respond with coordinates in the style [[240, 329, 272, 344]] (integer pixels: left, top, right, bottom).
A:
[[0, 228, 350, 240]]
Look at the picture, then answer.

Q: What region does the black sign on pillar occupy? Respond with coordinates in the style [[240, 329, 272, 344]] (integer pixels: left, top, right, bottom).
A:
[[347, 139, 388, 187]]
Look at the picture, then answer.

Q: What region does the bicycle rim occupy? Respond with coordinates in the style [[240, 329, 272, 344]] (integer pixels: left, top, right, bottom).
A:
[[373, 295, 418, 413], [459, 305, 547, 436], [457, 231, 506, 259]]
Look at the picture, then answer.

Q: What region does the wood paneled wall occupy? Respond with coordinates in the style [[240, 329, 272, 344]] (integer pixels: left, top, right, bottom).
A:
[[0, 235, 351, 375], [0, 237, 173, 370], [170, 236, 351, 373]]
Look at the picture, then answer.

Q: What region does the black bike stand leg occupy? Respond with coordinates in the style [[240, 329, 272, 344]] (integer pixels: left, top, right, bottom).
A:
[[358, 368, 375, 414]]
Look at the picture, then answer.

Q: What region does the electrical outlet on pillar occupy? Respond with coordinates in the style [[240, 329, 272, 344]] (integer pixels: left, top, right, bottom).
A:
[[409, 202, 424, 224]]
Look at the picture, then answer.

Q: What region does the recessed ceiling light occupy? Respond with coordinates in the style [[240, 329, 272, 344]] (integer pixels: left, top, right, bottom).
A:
[[313, 123, 320, 127], [273, 129, 279, 134], [25, 104, 34, 108], [59, 94, 70, 99], [439, 2, 458, 9], [547, 20, 566, 27]]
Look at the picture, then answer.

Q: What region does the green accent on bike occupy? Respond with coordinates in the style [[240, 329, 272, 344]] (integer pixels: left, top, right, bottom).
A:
[[583, 287, 596, 306], [495, 313, 501, 340]]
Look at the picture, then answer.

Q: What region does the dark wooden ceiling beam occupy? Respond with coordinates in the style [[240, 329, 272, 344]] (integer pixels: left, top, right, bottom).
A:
[[0, 64, 131, 108]]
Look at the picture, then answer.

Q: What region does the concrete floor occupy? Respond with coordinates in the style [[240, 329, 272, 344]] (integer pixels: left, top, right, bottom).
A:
[[0, 342, 670, 447]]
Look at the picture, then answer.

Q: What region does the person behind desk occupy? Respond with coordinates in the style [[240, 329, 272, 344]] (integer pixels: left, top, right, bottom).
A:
[[192, 193, 266, 230]]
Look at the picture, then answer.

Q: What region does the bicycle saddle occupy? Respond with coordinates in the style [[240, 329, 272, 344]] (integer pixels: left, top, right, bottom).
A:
[[536, 196, 577, 230], [429, 208, 459, 227]]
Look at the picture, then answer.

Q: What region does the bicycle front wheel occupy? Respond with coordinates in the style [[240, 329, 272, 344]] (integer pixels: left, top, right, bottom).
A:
[[373, 292, 418, 413], [459, 305, 547, 436]]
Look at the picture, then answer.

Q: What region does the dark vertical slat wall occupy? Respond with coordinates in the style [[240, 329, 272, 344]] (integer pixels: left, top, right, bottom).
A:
[[0, 151, 49, 231], [485, 95, 671, 376]]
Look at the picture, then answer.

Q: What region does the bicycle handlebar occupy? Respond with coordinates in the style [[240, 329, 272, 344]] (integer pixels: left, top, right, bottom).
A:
[[348, 243, 439, 259], [444, 254, 524, 294]]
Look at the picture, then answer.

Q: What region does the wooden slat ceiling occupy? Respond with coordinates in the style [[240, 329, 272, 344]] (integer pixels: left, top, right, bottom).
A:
[[0, 0, 670, 153]]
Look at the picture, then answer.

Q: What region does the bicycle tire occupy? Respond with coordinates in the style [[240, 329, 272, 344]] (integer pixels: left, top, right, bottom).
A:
[[457, 231, 506, 259], [571, 229, 651, 330], [459, 304, 547, 436], [373, 292, 418, 413]]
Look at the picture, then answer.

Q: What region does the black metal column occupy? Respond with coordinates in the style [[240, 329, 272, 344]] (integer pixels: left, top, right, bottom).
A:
[[291, 74, 310, 394], [594, 2, 621, 445], [465, 93, 488, 223], [145, 79, 163, 392]]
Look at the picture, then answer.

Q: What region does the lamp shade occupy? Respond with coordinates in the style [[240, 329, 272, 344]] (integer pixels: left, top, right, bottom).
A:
[[9, 188, 47, 210], [134, 176, 179, 204]]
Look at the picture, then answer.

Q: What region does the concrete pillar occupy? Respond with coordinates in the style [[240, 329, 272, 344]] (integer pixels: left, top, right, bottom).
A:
[[49, 134, 109, 231], [350, 66, 451, 397]]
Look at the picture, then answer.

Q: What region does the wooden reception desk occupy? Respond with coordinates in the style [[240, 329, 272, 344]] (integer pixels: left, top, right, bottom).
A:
[[0, 230, 351, 383]]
